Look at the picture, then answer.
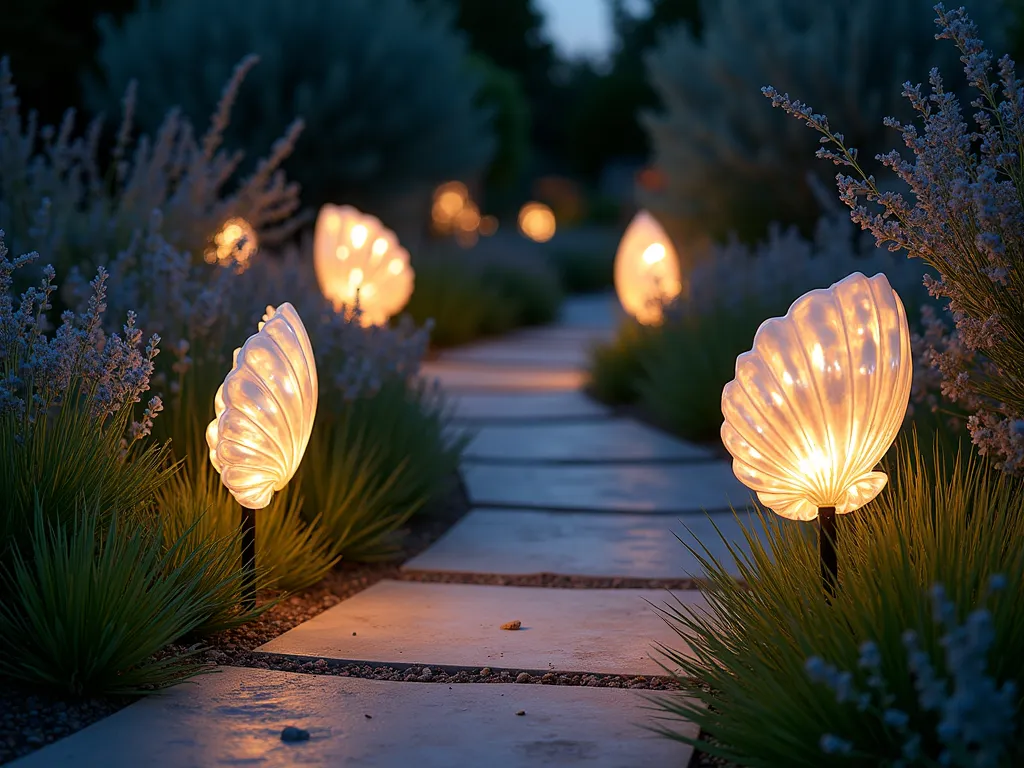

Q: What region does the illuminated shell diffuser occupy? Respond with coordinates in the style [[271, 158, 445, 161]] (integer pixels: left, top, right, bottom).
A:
[[313, 204, 414, 326], [721, 272, 912, 522], [207, 303, 318, 510], [614, 211, 683, 325]]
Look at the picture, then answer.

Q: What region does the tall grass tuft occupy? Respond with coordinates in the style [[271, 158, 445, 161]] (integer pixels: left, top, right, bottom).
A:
[[652, 439, 1024, 766], [0, 499, 252, 696]]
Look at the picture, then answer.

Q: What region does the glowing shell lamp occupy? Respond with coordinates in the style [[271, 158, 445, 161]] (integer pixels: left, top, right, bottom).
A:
[[207, 303, 318, 608], [614, 211, 684, 325], [313, 204, 414, 326], [518, 202, 556, 243], [206, 217, 258, 272], [721, 272, 912, 598]]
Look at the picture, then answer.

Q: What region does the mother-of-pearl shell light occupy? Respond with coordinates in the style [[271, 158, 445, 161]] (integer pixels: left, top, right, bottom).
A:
[[721, 272, 912, 522], [614, 210, 684, 325], [314, 204, 414, 326], [207, 303, 318, 510]]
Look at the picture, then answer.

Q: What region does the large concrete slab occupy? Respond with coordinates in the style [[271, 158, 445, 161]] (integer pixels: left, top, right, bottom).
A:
[[420, 361, 585, 392], [404, 508, 785, 579], [462, 462, 751, 513], [258, 580, 702, 676], [464, 419, 714, 463], [449, 391, 611, 422], [13, 667, 696, 768], [558, 294, 624, 330]]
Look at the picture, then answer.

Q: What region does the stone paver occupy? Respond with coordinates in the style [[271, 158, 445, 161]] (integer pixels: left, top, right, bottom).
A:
[[258, 580, 702, 677], [464, 419, 714, 463], [13, 667, 696, 768], [462, 462, 751, 513], [448, 391, 611, 422], [439, 342, 593, 369], [420, 361, 585, 392], [403, 508, 782, 579]]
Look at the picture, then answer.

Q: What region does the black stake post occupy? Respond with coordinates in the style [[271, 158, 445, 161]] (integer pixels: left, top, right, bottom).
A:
[[240, 506, 257, 612], [818, 506, 838, 602]]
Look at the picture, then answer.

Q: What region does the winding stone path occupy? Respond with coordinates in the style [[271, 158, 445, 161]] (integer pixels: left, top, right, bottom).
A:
[[18, 294, 752, 767]]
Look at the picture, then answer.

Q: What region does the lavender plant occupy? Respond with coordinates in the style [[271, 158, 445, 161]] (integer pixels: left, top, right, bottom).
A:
[[0, 55, 302, 284], [765, 4, 1024, 473], [0, 232, 172, 559]]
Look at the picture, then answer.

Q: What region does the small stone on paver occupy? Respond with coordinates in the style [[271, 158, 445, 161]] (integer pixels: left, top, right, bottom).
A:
[[449, 391, 610, 422], [464, 419, 714, 462], [500, 620, 522, 631], [14, 668, 696, 768], [419, 361, 584, 392], [403, 507, 782, 579], [280, 726, 310, 742], [258, 580, 703, 676], [462, 461, 751, 513]]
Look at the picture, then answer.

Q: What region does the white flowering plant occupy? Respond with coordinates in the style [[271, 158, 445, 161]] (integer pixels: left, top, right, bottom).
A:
[[652, 441, 1024, 766]]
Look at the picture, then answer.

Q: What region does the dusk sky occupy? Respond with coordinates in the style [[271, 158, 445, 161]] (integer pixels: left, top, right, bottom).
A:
[[536, 0, 616, 62]]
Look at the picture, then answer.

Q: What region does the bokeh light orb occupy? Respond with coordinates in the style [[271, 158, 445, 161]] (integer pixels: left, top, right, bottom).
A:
[[313, 204, 414, 326], [206, 217, 258, 272], [518, 202, 556, 243], [614, 210, 683, 325]]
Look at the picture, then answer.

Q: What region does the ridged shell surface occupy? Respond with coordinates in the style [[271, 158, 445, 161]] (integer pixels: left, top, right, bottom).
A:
[[207, 303, 318, 510], [314, 204, 414, 326], [721, 272, 912, 521]]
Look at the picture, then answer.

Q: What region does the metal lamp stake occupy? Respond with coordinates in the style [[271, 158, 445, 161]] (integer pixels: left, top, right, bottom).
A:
[[240, 507, 257, 611], [818, 506, 838, 602]]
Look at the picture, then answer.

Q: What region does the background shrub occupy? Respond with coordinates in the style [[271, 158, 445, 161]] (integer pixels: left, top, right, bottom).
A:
[[642, 0, 1006, 243], [654, 442, 1024, 766], [406, 239, 562, 347], [87, 0, 495, 220]]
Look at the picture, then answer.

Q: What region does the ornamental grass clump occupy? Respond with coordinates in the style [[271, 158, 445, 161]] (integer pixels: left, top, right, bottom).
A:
[[653, 442, 1024, 766], [766, 4, 1024, 474]]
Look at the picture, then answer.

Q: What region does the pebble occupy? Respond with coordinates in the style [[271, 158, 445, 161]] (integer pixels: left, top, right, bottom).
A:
[[280, 726, 310, 742], [499, 620, 522, 631], [515, 672, 531, 683], [479, 667, 491, 677], [515, 710, 526, 716]]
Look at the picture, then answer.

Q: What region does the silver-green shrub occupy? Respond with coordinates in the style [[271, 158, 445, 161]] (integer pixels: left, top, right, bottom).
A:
[[642, 0, 1005, 243], [87, 0, 495, 215]]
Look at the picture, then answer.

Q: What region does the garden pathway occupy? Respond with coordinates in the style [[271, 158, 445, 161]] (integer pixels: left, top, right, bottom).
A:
[[15, 293, 765, 768]]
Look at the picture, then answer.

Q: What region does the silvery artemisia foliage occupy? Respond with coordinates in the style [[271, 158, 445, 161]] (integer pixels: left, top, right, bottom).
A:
[[766, 4, 1024, 473], [805, 576, 1017, 767], [0, 231, 161, 443], [0, 54, 303, 280], [643, 0, 1005, 243]]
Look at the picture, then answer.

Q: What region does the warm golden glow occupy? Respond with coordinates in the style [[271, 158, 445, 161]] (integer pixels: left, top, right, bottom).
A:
[[206, 303, 318, 510], [479, 215, 498, 236], [205, 217, 258, 271], [313, 204, 414, 326], [518, 202, 556, 242], [721, 272, 913, 522], [614, 211, 683, 325]]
